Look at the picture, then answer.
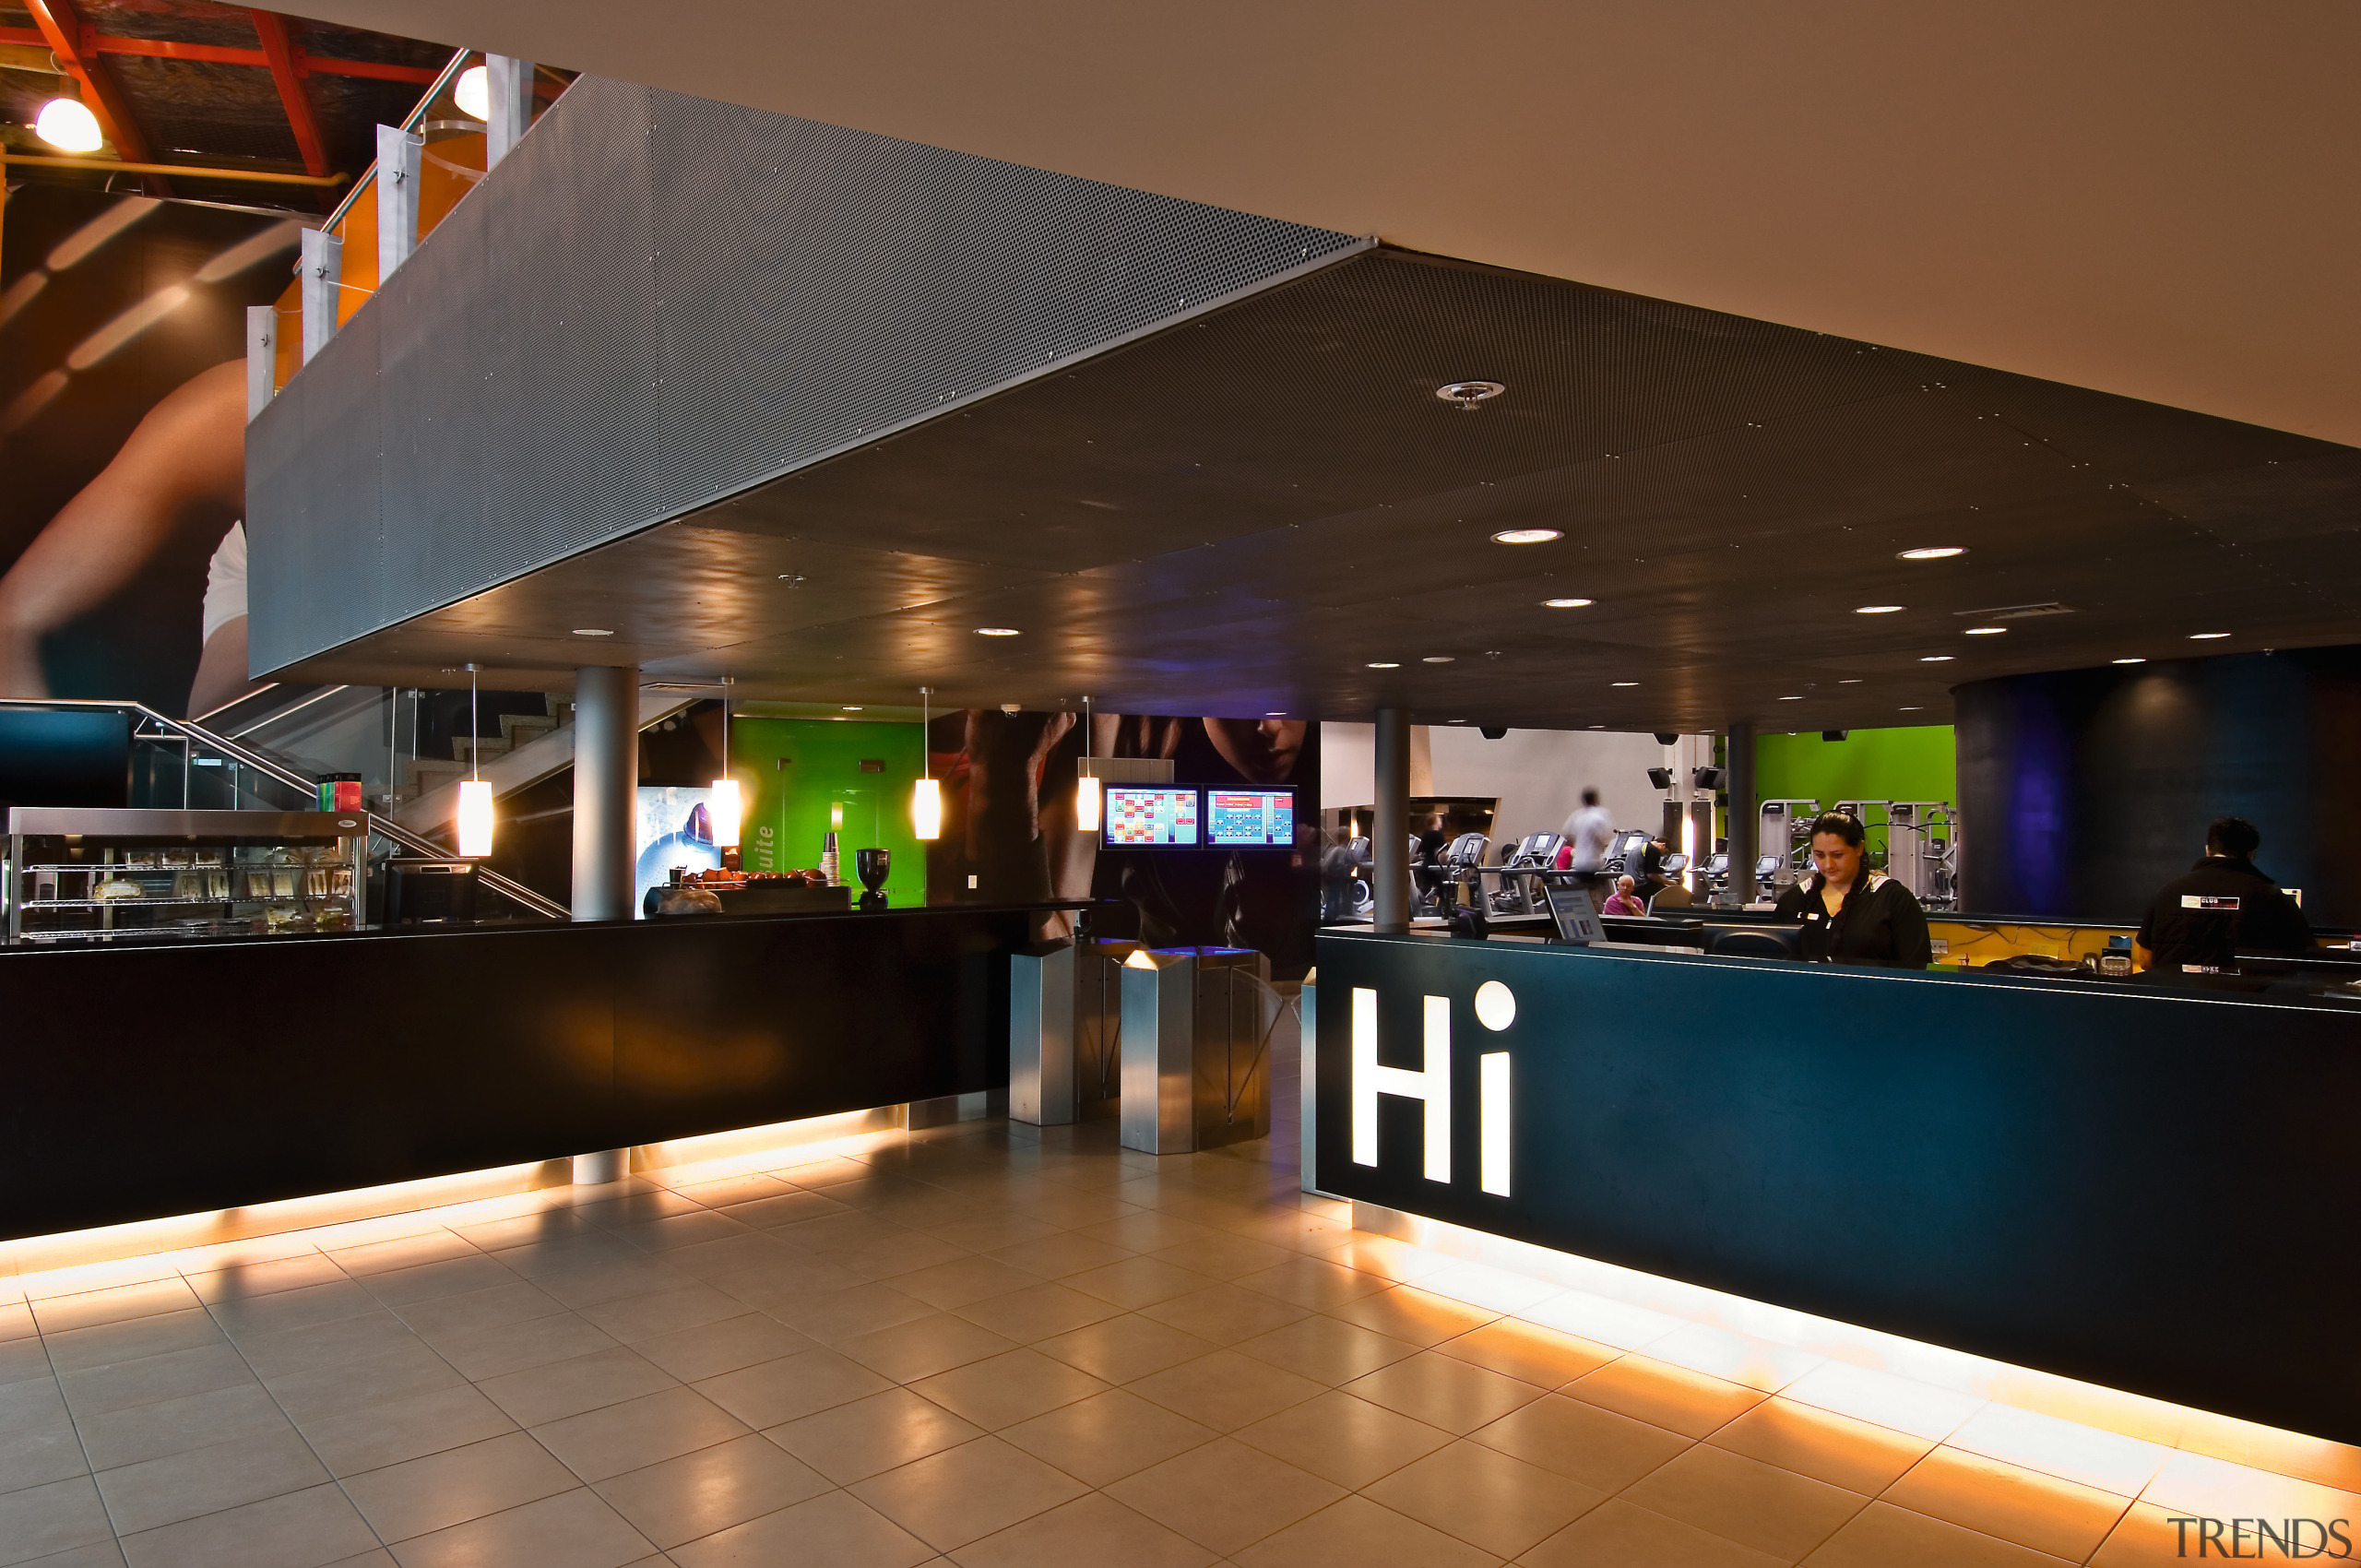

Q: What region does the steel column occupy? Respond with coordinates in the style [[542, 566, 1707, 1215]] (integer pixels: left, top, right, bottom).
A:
[[299, 227, 339, 362], [571, 666, 638, 921], [1372, 707, 1411, 932], [375, 123, 423, 279], [1727, 719, 1757, 905], [484, 53, 532, 166]]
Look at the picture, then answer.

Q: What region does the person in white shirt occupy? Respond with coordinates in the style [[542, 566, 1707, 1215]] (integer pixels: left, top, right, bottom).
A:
[[1557, 789, 1616, 886]]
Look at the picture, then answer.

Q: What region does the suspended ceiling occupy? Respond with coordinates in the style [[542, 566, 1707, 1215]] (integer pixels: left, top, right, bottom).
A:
[[275, 244, 2361, 734]]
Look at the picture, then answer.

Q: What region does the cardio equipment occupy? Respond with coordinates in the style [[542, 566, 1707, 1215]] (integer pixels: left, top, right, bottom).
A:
[[1489, 832, 1563, 914]]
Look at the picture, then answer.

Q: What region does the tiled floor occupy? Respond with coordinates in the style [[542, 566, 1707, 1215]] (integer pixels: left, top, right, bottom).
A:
[[0, 1110, 2352, 1566]]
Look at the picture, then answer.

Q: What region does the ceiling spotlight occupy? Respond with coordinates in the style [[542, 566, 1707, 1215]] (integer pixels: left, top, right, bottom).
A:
[[2189, 632, 2231, 640], [1542, 597, 1593, 609], [1897, 546, 1965, 560], [842, 706, 862, 711], [1964, 626, 2008, 636], [1899, 706, 1924, 711], [1920, 655, 1954, 662], [1448, 719, 1468, 723], [2113, 658, 2146, 664], [975, 626, 1021, 636], [1266, 711, 1287, 717], [1492, 529, 1562, 545], [454, 63, 490, 120], [572, 628, 613, 636], [777, 573, 805, 585], [35, 97, 103, 153], [1838, 678, 1863, 684], [1611, 682, 1639, 687], [1422, 656, 1455, 664], [1856, 605, 1904, 615], [1436, 380, 1506, 410], [1367, 661, 1400, 669], [1779, 695, 1804, 701]]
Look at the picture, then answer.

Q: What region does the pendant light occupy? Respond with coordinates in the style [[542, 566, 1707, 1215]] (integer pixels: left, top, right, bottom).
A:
[[912, 686, 942, 840], [35, 96, 102, 153], [709, 675, 741, 849], [455, 663, 494, 857], [1074, 694, 1101, 833]]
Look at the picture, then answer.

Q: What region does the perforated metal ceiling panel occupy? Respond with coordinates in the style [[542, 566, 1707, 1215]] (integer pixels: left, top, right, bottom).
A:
[[246, 76, 1363, 672]]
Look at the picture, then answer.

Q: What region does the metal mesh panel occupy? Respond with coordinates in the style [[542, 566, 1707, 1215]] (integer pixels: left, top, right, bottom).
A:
[[246, 75, 1358, 671]]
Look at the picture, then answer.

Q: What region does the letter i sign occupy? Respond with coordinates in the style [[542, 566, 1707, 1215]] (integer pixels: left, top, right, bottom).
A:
[[1352, 980, 1514, 1194]]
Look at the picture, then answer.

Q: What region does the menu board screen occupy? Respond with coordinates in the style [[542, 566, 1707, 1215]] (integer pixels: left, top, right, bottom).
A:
[[1204, 788, 1295, 848], [1103, 787, 1202, 848]]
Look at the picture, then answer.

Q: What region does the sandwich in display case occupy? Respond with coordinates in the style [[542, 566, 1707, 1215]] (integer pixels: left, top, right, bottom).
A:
[[6, 808, 370, 945]]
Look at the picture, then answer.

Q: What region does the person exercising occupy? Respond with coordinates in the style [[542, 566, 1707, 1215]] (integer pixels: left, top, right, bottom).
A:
[[1774, 812, 1932, 968], [2132, 817, 2313, 973]]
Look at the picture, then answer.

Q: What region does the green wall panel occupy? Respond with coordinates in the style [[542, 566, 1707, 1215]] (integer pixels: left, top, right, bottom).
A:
[[732, 719, 927, 906], [1756, 725, 1958, 812]]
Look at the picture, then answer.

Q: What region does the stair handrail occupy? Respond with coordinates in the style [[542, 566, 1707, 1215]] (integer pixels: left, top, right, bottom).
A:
[[0, 697, 569, 921]]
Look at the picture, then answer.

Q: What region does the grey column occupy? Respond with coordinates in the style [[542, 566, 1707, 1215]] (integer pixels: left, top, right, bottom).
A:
[[485, 54, 534, 166], [1372, 706, 1411, 933], [1726, 719, 1758, 904], [573, 666, 638, 921]]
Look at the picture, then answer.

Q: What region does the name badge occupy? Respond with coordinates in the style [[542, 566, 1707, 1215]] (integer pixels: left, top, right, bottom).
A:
[[2180, 895, 2239, 910]]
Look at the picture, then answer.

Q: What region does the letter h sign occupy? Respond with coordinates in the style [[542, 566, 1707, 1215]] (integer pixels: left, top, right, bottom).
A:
[[1351, 988, 1510, 1195]]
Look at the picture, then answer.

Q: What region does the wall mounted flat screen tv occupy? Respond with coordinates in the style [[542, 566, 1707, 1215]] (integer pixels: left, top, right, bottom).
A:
[[1204, 787, 1295, 848], [1103, 786, 1201, 848]]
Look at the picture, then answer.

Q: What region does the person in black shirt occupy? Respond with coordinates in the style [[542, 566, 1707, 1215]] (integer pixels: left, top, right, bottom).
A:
[[2133, 816, 2314, 972], [1774, 812, 1933, 968]]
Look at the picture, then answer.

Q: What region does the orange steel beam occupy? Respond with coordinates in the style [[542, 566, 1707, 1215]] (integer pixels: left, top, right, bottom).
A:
[[0, 24, 438, 81], [249, 11, 329, 180], [20, 0, 168, 196]]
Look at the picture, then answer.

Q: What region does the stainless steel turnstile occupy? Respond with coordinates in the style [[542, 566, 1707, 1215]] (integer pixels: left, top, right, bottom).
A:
[[1118, 946, 1274, 1155], [1009, 939, 1141, 1127]]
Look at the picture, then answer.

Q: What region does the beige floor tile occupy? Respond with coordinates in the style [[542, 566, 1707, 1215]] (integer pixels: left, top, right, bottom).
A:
[[475, 1345, 678, 1428], [700, 1253, 869, 1311], [0, 1474, 120, 1563], [383, 1486, 654, 1568], [949, 1491, 1216, 1568], [2086, 1499, 2275, 1567], [668, 1485, 934, 1568], [758, 1280, 935, 1343], [909, 1209, 1065, 1253], [2140, 1448, 2361, 1526], [1232, 1388, 1453, 1489], [1428, 1316, 1618, 1390], [341, 1430, 578, 1542], [1706, 1396, 1935, 1495], [819, 1231, 974, 1284], [694, 1347, 895, 1428], [1229, 1254, 1394, 1312], [43, 1311, 226, 1375], [766, 1387, 984, 1483], [836, 1312, 1019, 1383], [184, 1253, 345, 1303], [1232, 1312, 1421, 1385], [115, 1480, 379, 1568], [1326, 1286, 1499, 1348], [1643, 1322, 1828, 1396], [1062, 1256, 1216, 1310], [1412, 1260, 1566, 1316], [1146, 1233, 1299, 1281], [422, 1310, 620, 1383], [1033, 1313, 1216, 1384], [710, 1190, 849, 1230], [297, 1382, 521, 1479], [888, 1255, 1045, 1311], [204, 1279, 381, 1340], [1075, 1211, 1228, 1254], [1883, 1446, 2133, 1561], [575, 1282, 746, 1344], [392, 1280, 568, 1343], [1466, 1391, 1691, 1491], [360, 1254, 518, 1308], [1562, 1353, 1766, 1439], [31, 1279, 201, 1334], [1522, 1498, 1788, 1568], [999, 1387, 1218, 1486], [1230, 1493, 1500, 1568], [1777, 1360, 1983, 1444], [328, 1231, 479, 1278], [261, 1342, 470, 1426], [1135, 1283, 1309, 1348], [1343, 1349, 1546, 1434], [1364, 1437, 1608, 1558], [1800, 1499, 2076, 1566], [1625, 1441, 1869, 1560], [592, 1431, 831, 1550], [1127, 1348, 1327, 1431], [848, 1433, 1089, 1551], [91, 1425, 331, 1536], [75, 1380, 291, 1471], [983, 1232, 1135, 1280], [1104, 1434, 1347, 1556], [1944, 1403, 2169, 1499], [530, 1384, 749, 1482], [950, 1283, 1122, 1343], [908, 1348, 1108, 1430], [630, 1313, 814, 1384], [1319, 1233, 1455, 1284]]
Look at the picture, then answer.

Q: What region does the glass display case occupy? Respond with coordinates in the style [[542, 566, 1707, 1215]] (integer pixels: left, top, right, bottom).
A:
[[6, 808, 370, 946]]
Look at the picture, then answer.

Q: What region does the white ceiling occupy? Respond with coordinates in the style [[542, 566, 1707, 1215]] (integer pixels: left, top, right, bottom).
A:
[[270, 0, 2361, 447]]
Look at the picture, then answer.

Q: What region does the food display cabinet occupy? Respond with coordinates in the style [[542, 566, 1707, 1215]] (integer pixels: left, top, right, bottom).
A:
[[6, 808, 370, 945]]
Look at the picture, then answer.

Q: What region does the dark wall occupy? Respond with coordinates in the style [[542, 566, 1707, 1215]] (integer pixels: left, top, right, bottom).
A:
[[1955, 647, 2361, 924]]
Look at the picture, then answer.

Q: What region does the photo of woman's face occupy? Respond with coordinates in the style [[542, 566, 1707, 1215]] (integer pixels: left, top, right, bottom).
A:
[[1202, 719, 1305, 783]]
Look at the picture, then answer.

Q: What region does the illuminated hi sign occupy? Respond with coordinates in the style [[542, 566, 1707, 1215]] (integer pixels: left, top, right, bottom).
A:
[[1351, 980, 1515, 1196]]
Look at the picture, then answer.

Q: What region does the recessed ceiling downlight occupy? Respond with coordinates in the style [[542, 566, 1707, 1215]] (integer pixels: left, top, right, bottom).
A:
[[1543, 597, 1593, 609], [1897, 546, 1966, 560], [1367, 661, 1400, 669], [572, 628, 612, 636], [1492, 529, 1561, 545], [1856, 605, 1904, 615], [1436, 380, 1506, 410], [1920, 655, 1954, 662], [2114, 658, 2146, 664], [2189, 632, 2231, 640], [975, 627, 1021, 636], [1964, 626, 2008, 636]]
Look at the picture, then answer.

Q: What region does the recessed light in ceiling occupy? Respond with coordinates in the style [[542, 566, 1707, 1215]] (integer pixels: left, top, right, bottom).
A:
[[1368, 661, 1400, 669], [1920, 655, 1954, 662], [1779, 695, 1804, 701], [1856, 605, 1904, 615], [1492, 528, 1562, 545], [1897, 546, 1965, 560], [1611, 682, 1639, 687], [572, 628, 612, 636], [2189, 632, 2231, 640], [1964, 626, 2008, 636], [975, 627, 1021, 636], [1423, 656, 1455, 664], [1838, 679, 1863, 683], [842, 706, 862, 711], [1266, 710, 1287, 717], [2114, 658, 2146, 664], [1900, 706, 1924, 711], [1542, 597, 1593, 609], [1436, 380, 1506, 409]]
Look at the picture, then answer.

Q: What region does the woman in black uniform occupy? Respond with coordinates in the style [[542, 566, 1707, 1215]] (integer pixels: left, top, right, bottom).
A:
[[1774, 813, 1933, 968]]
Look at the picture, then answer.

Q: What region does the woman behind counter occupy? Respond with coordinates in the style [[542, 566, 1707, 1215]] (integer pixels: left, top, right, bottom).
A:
[[1774, 813, 1933, 968]]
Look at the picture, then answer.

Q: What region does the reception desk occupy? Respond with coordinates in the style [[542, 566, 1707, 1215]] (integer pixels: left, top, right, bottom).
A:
[[0, 903, 1062, 1241], [1311, 929, 2361, 1445]]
